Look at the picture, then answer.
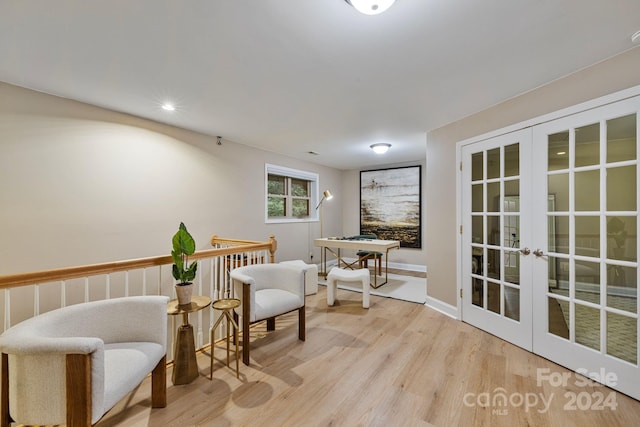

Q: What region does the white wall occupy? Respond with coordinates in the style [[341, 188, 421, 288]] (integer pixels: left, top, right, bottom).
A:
[[0, 82, 343, 275], [426, 47, 640, 307]]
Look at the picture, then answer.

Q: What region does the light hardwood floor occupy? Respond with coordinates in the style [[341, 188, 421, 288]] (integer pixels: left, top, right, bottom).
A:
[[95, 284, 640, 427]]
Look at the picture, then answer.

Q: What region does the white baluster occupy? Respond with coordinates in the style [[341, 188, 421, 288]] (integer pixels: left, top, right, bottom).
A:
[[142, 268, 147, 296], [4, 289, 11, 331]]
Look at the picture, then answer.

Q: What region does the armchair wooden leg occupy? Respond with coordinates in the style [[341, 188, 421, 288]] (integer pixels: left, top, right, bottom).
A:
[[151, 355, 167, 408], [242, 315, 250, 366], [266, 317, 275, 331], [66, 353, 91, 427], [243, 284, 251, 366], [1, 353, 11, 427], [298, 306, 305, 341], [233, 311, 239, 345]]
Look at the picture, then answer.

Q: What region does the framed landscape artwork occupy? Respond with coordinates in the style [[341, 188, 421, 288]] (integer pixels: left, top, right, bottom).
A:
[[360, 165, 422, 248]]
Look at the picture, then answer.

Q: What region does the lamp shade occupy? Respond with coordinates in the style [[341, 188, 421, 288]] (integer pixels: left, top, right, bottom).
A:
[[346, 0, 396, 15], [316, 189, 334, 210]]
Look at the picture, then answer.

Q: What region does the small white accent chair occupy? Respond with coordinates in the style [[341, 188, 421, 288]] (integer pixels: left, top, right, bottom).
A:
[[231, 263, 306, 365], [279, 260, 318, 295], [327, 267, 371, 308], [0, 295, 169, 427]]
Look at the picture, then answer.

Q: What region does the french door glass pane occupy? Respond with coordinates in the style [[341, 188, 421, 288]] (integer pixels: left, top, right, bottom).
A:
[[606, 264, 637, 313], [472, 152, 484, 181], [607, 165, 636, 211], [548, 255, 569, 292], [472, 278, 484, 307], [575, 216, 599, 257], [575, 123, 600, 167], [504, 216, 519, 248], [553, 216, 569, 254], [504, 250, 520, 285], [472, 249, 484, 275], [472, 184, 483, 212], [548, 132, 569, 171], [607, 114, 637, 163], [575, 260, 600, 303], [504, 143, 519, 177], [504, 180, 520, 202], [548, 296, 569, 339], [488, 216, 500, 246], [487, 249, 500, 280], [607, 312, 637, 364], [607, 216, 636, 262], [472, 215, 483, 243], [548, 174, 569, 211], [488, 281, 500, 314], [487, 182, 500, 212], [575, 303, 600, 351], [504, 286, 520, 321], [575, 170, 600, 211], [487, 148, 500, 179]]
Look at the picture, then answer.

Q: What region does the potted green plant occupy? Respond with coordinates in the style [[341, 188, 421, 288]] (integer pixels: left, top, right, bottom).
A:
[[172, 222, 198, 305]]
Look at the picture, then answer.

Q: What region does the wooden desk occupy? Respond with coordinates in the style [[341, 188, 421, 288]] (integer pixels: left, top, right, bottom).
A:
[[314, 238, 400, 288], [167, 296, 212, 385]]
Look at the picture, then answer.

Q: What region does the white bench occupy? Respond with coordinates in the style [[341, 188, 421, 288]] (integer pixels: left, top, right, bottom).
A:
[[0, 296, 169, 426], [327, 267, 371, 308]]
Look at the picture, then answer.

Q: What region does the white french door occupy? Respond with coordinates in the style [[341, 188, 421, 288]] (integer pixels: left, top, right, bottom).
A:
[[461, 94, 640, 400], [461, 129, 533, 350], [532, 96, 640, 399]]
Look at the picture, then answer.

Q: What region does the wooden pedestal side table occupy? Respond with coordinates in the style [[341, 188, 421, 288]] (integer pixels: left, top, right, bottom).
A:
[[209, 298, 241, 379], [167, 295, 212, 385]]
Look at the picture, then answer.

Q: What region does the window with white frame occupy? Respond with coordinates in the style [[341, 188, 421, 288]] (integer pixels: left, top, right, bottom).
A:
[[265, 164, 319, 223]]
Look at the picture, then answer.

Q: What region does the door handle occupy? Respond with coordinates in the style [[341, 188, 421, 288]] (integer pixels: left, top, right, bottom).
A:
[[519, 247, 531, 255], [533, 249, 545, 257]]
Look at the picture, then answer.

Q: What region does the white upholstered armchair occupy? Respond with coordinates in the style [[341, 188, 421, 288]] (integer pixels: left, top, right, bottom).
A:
[[231, 263, 306, 365], [0, 295, 169, 427]]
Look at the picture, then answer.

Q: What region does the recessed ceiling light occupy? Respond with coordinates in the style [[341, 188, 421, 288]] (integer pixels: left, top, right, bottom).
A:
[[161, 103, 175, 112], [632, 30, 640, 44]]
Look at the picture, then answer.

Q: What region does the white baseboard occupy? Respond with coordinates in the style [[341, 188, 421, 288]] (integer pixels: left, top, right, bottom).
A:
[[424, 296, 459, 319], [388, 261, 427, 273]]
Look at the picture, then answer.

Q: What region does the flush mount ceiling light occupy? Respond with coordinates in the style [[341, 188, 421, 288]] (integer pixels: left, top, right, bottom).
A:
[[370, 143, 391, 154], [345, 0, 396, 15]]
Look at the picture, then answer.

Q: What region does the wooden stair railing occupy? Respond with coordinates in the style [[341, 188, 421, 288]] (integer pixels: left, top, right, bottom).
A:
[[0, 234, 277, 289], [0, 235, 277, 354]]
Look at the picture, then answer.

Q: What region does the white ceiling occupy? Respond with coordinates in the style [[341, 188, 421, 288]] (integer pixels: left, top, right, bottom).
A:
[[1, 1, 639, 170]]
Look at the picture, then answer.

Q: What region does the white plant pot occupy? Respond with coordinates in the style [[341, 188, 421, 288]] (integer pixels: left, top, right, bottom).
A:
[[175, 282, 194, 305]]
